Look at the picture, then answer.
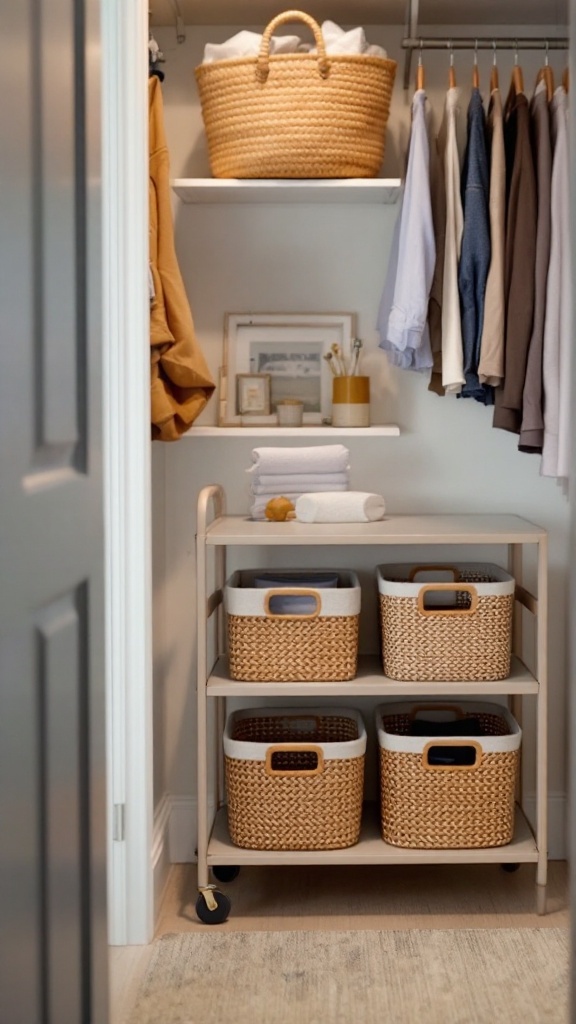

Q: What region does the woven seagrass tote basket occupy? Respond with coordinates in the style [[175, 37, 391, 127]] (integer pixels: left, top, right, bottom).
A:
[[376, 563, 515, 682], [195, 9, 397, 179], [376, 702, 522, 849], [224, 707, 366, 850], [225, 569, 360, 681]]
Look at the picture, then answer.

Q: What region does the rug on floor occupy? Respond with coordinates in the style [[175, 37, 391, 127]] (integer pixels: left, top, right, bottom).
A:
[[126, 927, 569, 1024]]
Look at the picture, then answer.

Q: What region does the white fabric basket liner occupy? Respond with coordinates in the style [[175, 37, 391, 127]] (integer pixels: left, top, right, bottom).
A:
[[376, 701, 522, 755], [224, 706, 367, 761], [225, 569, 361, 617], [376, 562, 515, 599]]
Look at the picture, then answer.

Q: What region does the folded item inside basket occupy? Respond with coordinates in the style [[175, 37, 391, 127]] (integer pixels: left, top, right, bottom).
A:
[[254, 572, 339, 589], [408, 717, 483, 737]]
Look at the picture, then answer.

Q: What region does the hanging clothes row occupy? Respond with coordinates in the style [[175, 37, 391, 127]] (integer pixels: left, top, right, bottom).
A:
[[378, 46, 571, 484]]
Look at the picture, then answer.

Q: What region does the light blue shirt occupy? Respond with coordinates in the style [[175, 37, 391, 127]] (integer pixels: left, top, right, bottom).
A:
[[378, 89, 435, 372]]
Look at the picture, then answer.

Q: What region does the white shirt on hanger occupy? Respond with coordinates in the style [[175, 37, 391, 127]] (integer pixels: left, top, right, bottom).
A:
[[542, 86, 571, 480]]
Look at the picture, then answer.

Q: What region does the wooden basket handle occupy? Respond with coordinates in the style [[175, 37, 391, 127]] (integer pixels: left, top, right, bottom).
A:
[[416, 582, 478, 617], [422, 740, 483, 772], [257, 10, 329, 82], [407, 565, 461, 582], [263, 588, 321, 619], [265, 744, 324, 777]]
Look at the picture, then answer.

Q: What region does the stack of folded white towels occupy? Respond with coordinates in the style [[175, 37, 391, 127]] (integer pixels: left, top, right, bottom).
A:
[[247, 445, 350, 521]]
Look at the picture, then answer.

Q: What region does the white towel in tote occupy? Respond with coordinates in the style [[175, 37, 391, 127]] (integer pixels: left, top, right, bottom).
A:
[[295, 491, 386, 524], [250, 445, 350, 476]]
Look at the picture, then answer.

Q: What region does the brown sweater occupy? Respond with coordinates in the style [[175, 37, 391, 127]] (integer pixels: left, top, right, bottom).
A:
[[149, 77, 215, 441], [493, 89, 537, 434]]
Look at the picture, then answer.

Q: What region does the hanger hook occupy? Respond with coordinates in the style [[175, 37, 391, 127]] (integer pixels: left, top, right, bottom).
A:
[[418, 38, 423, 67], [474, 39, 478, 66], [449, 39, 454, 67], [492, 40, 497, 65], [545, 40, 549, 66], [514, 39, 519, 66]]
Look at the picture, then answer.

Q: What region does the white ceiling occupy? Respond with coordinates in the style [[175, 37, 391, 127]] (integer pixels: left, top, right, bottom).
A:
[[150, 0, 568, 28]]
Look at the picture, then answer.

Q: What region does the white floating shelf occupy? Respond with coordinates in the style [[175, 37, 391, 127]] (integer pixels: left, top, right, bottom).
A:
[[184, 424, 400, 437], [172, 178, 402, 204]]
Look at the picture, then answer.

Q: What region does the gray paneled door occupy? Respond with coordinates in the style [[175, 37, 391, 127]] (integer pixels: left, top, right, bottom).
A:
[[0, 1, 108, 1022]]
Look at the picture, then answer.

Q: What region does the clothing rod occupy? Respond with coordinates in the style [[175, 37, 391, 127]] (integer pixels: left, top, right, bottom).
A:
[[402, 37, 568, 51], [401, 36, 568, 84]]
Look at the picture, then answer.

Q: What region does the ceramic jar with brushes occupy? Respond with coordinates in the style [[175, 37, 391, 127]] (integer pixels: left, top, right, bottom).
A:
[[324, 338, 370, 427]]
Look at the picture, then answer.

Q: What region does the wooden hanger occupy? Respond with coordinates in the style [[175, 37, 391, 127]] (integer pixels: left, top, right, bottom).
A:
[[472, 40, 480, 89], [490, 42, 499, 91], [535, 43, 555, 102], [448, 43, 456, 89], [416, 41, 425, 91], [511, 43, 524, 95]]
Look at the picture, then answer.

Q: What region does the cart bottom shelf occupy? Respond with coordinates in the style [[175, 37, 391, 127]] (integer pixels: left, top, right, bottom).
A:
[[207, 803, 539, 866]]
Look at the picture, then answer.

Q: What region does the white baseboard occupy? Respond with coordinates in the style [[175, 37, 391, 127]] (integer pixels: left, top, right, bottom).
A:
[[161, 792, 567, 865]]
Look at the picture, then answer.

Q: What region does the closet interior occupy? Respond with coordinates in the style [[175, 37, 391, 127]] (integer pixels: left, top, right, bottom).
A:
[[144, 0, 570, 929]]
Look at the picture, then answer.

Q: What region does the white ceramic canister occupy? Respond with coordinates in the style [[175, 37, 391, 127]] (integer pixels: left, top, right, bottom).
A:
[[276, 399, 304, 426]]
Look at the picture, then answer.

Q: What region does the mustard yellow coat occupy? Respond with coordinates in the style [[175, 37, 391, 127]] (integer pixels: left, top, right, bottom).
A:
[[149, 77, 215, 441]]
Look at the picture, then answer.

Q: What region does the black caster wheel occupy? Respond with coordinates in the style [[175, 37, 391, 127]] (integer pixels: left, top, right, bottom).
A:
[[212, 865, 240, 883], [195, 888, 231, 924], [501, 863, 520, 873]]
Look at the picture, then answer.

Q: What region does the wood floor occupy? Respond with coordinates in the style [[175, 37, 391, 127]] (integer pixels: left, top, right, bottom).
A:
[[156, 859, 568, 933], [109, 860, 568, 1023]]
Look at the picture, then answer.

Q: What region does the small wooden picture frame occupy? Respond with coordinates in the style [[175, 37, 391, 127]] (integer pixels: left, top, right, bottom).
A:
[[236, 373, 272, 416]]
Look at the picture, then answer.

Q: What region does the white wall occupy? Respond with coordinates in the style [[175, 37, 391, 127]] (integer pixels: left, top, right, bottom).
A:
[[152, 22, 570, 859]]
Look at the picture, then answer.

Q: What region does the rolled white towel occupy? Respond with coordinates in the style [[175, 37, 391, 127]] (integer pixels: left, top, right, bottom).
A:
[[250, 445, 350, 476], [295, 491, 386, 524]]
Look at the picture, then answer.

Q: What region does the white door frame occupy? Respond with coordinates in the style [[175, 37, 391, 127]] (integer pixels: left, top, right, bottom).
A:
[[102, 0, 154, 945]]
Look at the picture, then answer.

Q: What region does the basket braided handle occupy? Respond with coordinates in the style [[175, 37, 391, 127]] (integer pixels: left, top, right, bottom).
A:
[[256, 10, 329, 83], [265, 744, 324, 777]]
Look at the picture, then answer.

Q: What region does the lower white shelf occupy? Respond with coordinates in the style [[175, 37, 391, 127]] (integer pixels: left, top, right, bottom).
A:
[[207, 804, 538, 867]]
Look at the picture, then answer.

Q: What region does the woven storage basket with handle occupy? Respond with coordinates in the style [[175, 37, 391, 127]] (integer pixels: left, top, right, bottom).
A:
[[376, 701, 521, 849], [225, 569, 360, 681], [195, 10, 397, 179], [377, 563, 515, 682], [224, 707, 366, 850]]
